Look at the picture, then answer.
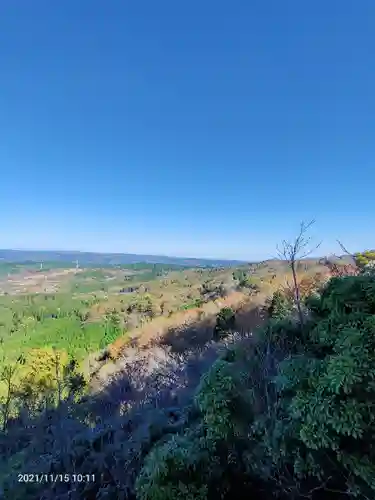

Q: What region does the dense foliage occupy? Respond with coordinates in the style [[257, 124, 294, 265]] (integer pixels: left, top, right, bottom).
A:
[[213, 307, 236, 339], [354, 250, 375, 270], [266, 289, 294, 320], [135, 272, 375, 500]]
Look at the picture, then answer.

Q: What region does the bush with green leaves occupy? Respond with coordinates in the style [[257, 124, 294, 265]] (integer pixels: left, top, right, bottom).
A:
[[253, 274, 375, 498], [0, 348, 86, 432], [213, 307, 236, 340], [266, 290, 294, 320], [136, 347, 264, 500], [199, 281, 226, 301], [232, 270, 260, 292], [354, 250, 375, 270]]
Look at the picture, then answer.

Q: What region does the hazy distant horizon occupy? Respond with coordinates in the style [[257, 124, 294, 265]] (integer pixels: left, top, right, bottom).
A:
[[0, 247, 248, 264], [0, 245, 343, 264]]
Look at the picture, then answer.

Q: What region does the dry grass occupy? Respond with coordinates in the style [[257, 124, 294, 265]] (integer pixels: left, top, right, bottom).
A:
[[105, 261, 333, 363], [107, 290, 256, 359]]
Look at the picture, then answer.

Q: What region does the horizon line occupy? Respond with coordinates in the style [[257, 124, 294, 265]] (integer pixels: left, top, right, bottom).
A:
[[0, 248, 250, 263], [0, 247, 337, 264]]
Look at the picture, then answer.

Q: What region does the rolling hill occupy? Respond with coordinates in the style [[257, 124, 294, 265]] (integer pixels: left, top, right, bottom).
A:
[[0, 249, 246, 268]]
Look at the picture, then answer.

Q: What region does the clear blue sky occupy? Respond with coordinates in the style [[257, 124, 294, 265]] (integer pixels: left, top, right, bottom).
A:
[[0, 1, 374, 260]]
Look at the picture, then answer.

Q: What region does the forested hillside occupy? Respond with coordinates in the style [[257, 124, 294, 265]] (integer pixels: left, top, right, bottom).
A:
[[0, 233, 374, 500]]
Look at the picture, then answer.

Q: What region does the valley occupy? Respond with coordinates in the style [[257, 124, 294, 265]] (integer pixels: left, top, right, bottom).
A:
[[0, 249, 371, 500], [0, 256, 324, 371]]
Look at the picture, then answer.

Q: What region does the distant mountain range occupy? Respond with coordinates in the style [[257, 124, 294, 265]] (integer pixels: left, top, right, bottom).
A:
[[0, 249, 246, 268]]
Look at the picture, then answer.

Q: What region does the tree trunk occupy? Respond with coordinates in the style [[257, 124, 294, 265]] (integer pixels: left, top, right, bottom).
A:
[[291, 260, 304, 327]]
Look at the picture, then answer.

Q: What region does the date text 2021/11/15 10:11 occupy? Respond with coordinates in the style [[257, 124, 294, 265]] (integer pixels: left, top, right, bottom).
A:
[[17, 474, 96, 483]]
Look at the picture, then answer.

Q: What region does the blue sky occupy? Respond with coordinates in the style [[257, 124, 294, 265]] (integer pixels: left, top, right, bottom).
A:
[[0, 1, 374, 260]]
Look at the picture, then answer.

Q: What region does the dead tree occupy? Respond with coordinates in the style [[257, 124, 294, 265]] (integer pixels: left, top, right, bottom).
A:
[[276, 220, 321, 328]]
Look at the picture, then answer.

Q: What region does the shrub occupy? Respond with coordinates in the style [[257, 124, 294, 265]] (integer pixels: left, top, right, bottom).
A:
[[136, 351, 261, 500], [213, 307, 235, 340], [354, 250, 375, 270], [136, 432, 210, 500], [266, 274, 375, 498], [266, 290, 294, 320]]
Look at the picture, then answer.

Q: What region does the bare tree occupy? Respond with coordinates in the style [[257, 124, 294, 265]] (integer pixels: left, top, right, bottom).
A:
[[276, 220, 321, 327]]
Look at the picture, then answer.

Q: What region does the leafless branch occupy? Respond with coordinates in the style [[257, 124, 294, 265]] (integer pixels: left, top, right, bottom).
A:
[[276, 221, 321, 263], [276, 220, 321, 329], [336, 240, 354, 258]]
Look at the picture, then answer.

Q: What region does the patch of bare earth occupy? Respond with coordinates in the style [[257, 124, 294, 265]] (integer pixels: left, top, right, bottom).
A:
[[0, 268, 83, 295], [89, 291, 266, 402]]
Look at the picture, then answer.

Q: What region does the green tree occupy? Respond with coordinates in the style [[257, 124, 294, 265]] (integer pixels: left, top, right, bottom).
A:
[[354, 250, 375, 270], [267, 290, 293, 320], [269, 274, 375, 498], [213, 307, 236, 340]]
